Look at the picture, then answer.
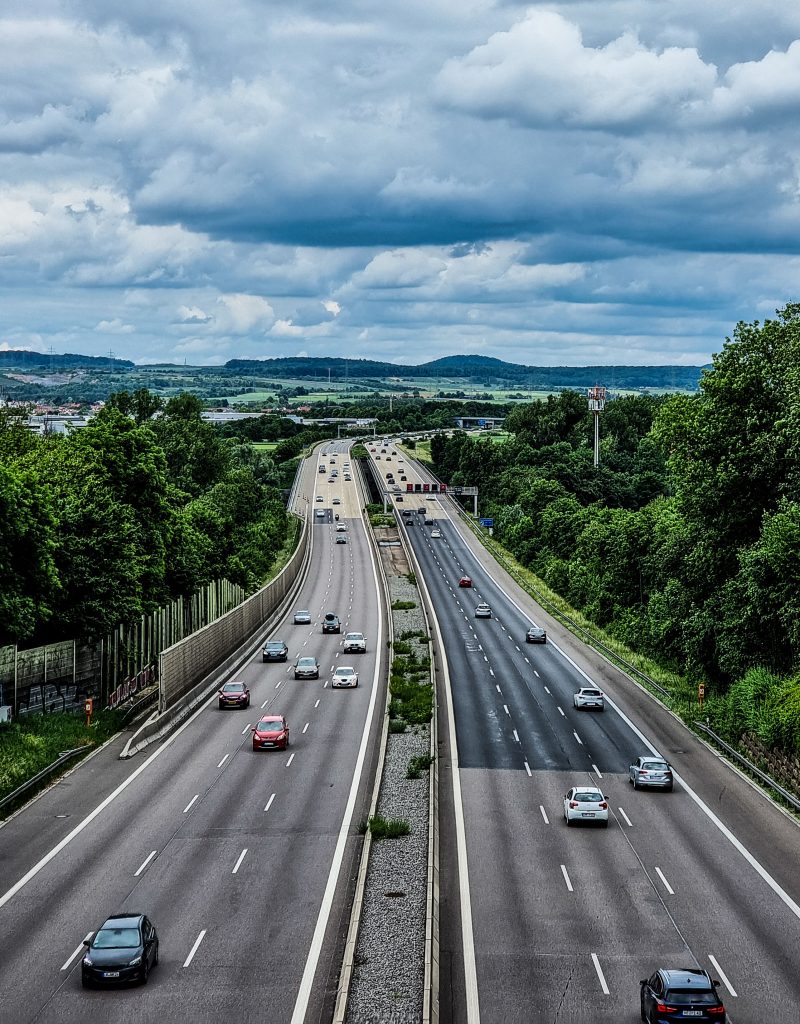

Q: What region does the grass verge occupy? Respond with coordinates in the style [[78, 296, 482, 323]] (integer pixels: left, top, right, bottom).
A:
[[368, 815, 411, 840]]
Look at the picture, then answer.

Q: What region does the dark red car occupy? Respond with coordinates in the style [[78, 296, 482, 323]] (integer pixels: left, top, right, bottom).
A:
[[218, 681, 250, 709], [458, 576, 473, 588], [252, 715, 289, 751]]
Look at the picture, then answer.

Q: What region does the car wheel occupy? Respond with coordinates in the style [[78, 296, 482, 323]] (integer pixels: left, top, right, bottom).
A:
[[218, 702, 224, 710], [315, 672, 319, 679], [666, 784, 673, 792], [640, 996, 647, 1022], [81, 976, 93, 989], [601, 820, 609, 828], [633, 777, 640, 790]]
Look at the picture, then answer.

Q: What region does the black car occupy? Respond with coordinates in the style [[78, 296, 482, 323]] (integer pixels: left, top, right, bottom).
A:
[[262, 640, 289, 662], [322, 612, 341, 634], [82, 914, 159, 987], [640, 969, 726, 1022], [526, 626, 547, 644]]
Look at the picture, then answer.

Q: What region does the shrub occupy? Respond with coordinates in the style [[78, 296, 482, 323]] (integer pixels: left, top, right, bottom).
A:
[[392, 600, 416, 610], [407, 753, 434, 779], [368, 815, 411, 840], [389, 718, 408, 733]]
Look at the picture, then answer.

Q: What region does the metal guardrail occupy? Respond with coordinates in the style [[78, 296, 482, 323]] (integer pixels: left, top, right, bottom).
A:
[[693, 722, 800, 812], [0, 746, 89, 817]]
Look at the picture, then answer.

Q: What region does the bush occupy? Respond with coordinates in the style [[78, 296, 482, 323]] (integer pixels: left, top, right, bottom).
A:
[[388, 718, 408, 733], [407, 753, 434, 779], [406, 572, 417, 586], [368, 815, 411, 840], [392, 600, 416, 610]]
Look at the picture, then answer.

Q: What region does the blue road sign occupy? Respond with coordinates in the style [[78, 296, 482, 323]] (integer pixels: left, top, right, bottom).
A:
[[479, 518, 494, 527]]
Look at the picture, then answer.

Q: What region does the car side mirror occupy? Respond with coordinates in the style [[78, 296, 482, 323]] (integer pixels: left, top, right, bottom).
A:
[[83, 939, 91, 947], [712, 980, 720, 987], [251, 727, 256, 732]]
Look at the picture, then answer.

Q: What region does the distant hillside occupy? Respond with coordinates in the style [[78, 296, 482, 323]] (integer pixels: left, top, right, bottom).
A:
[[0, 350, 134, 370], [226, 355, 707, 390]]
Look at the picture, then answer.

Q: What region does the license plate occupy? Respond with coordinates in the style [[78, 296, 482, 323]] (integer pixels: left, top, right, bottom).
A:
[[682, 1012, 703, 1017], [103, 971, 120, 978], [261, 741, 274, 747], [582, 812, 596, 817]]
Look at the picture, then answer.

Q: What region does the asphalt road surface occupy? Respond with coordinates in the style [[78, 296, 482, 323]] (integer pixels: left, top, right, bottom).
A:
[[0, 442, 387, 1024], [388, 443, 800, 1024]]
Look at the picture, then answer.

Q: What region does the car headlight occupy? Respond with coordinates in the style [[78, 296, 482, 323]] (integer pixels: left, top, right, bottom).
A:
[[129, 955, 142, 966], [83, 955, 93, 966]]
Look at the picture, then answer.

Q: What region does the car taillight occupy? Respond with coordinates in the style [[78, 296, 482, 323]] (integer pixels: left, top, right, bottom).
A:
[[569, 801, 578, 808], [599, 802, 608, 809], [708, 1007, 725, 1016], [640, 770, 649, 775], [655, 1004, 676, 1014]]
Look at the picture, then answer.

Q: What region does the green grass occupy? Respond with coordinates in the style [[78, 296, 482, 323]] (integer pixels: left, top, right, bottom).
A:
[[0, 710, 124, 803], [407, 753, 434, 779], [251, 441, 279, 452], [368, 815, 411, 839], [389, 652, 433, 725]]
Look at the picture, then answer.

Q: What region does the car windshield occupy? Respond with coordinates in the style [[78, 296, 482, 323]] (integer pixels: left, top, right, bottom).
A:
[[297, 658, 316, 666], [336, 668, 354, 676], [582, 690, 602, 697], [574, 792, 603, 802], [93, 927, 140, 949], [346, 635, 362, 641], [266, 643, 284, 650], [667, 991, 717, 1005], [222, 683, 245, 693], [643, 761, 669, 771], [258, 720, 283, 732]]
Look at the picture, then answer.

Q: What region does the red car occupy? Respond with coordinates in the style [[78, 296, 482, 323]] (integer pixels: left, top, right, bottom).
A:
[[458, 576, 473, 588], [218, 681, 250, 709], [252, 715, 289, 751]]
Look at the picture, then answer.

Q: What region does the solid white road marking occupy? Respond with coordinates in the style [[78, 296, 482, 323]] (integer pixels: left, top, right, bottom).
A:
[[591, 953, 610, 995], [708, 955, 737, 997], [539, 804, 549, 823], [134, 850, 157, 877], [286, 753, 295, 767], [183, 795, 199, 813], [232, 849, 248, 874], [560, 865, 574, 892], [61, 934, 92, 971], [183, 930, 206, 967], [217, 754, 230, 768], [264, 793, 275, 812], [302, 723, 309, 734], [618, 807, 633, 827], [654, 867, 674, 894]]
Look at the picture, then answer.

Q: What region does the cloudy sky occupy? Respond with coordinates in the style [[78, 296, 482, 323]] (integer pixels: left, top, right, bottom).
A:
[[2, 1, 800, 367]]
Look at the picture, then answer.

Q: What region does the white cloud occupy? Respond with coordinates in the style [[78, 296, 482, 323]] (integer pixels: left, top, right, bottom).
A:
[[95, 318, 135, 333], [215, 293, 275, 333]]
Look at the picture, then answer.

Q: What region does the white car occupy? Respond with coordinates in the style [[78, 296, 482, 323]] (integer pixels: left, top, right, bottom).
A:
[[573, 687, 605, 711], [564, 787, 609, 827], [315, 495, 324, 502], [332, 497, 341, 505], [343, 632, 367, 654], [336, 523, 347, 532], [315, 509, 325, 518], [474, 603, 492, 618], [430, 529, 442, 538], [332, 665, 359, 688]]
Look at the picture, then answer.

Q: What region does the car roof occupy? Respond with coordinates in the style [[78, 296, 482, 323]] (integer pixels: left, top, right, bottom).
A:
[[100, 914, 144, 927], [660, 969, 713, 989], [259, 715, 284, 724], [572, 786, 603, 796]]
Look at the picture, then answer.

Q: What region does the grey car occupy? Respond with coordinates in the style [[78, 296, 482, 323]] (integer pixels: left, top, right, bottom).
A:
[[629, 756, 674, 791], [262, 640, 288, 662], [526, 626, 547, 644], [293, 610, 311, 625], [294, 656, 320, 679]]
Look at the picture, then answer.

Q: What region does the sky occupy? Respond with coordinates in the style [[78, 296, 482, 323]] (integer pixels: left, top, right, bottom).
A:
[[2, 1, 800, 367]]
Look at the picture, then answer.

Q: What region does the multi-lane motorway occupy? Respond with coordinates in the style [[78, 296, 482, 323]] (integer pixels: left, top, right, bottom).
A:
[[370, 439, 800, 1023], [0, 442, 385, 1024]]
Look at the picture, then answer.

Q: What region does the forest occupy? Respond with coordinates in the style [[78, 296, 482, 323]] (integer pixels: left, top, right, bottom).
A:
[[431, 305, 800, 759], [0, 391, 292, 647]]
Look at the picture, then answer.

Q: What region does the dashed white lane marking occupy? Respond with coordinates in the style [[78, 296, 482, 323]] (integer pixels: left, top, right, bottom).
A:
[[323, 680, 328, 688], [134, 850, 157, 876], [183, 930, 206, 968], [489, 668, 494, 677], [314, 699, 320, 709], [573, 731, 583, 745], [654, 867, 674, 895], [483, 654, 488, 662], [513, 729, 520, 743], [560, 865, 574, 892], [557, 705, 564, 716], [544, 685, 550, 694], [302, 722, 309, 734], [503, 704, 510, 715], [591, 953, 610, 995], [183, 794, 199, 813], [708, 955, 737, 997], [241, 723, 251, 735], [524, 657, 530, 664], [495, 684, 501, 693], [618, 807, 633, 827], [592, 764, 602, 778], [275, 680, 283, 689], [61, 935, 92, 971], [525, 761, 532, 777], [232, 849, 248, 875], [533, 670, 540, 677], [286, 753, 295, 767], [217, 754, 230, 768], [261, 699, 269, 708], [264, 793, 275, 812], [539, 804, 548, 823], [515, 645, 521, 652]]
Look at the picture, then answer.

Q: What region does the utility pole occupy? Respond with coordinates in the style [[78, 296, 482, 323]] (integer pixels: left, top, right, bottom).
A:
[[587, 386, 606, 467]]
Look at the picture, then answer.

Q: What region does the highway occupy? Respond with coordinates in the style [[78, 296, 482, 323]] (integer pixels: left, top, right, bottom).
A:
[[0, 441, 386, 1024], [373, 439, 800, 1024]]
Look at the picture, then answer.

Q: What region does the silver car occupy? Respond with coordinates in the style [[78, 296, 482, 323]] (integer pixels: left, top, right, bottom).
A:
[[294, 656, 320, 679], [629, 756, 674, 791], [573, 687, 605, 711], [293, 610, 311, 625], [474, 603, 492, 618]]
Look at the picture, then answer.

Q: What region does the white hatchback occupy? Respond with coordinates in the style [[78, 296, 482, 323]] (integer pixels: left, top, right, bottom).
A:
[[332, 665, 359, 688], [564, 787, 609, 827], [573, 687, 605, 711]]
